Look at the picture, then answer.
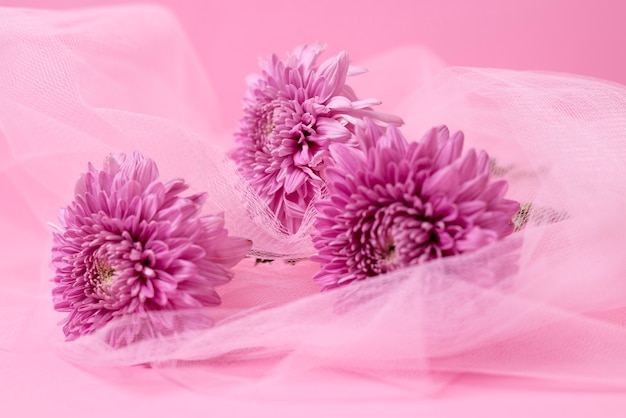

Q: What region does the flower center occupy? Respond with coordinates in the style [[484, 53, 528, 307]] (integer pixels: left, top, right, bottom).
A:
[[383, 241, 397, 263], [84, 253, 116, 298], [354, 201, 455, 278], [85, 243, 119, 297], [95, 260, 115, 287], [260, 108, 277, 145], [370, 236, 402, 276], [263, 97, 324, 168]]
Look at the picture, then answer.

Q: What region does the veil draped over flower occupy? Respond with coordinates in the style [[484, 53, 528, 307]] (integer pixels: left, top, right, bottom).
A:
[[2, 5, 626, 398]]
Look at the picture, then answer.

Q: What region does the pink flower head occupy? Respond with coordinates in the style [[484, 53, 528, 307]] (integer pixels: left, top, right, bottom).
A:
[[232, 44, 403, 234], [51, 153, 251, 341], [312, 122, 520, 290]]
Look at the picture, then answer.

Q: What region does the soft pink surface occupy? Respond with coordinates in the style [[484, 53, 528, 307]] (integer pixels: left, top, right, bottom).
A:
[[2, 2, 626, 417], [2, 348, 626, 418]]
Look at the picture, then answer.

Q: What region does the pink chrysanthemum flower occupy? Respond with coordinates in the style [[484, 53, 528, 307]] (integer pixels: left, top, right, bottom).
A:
[[312, 122, 520, 290], [232, 44, 402, 234], [51, 153, 251, 341]]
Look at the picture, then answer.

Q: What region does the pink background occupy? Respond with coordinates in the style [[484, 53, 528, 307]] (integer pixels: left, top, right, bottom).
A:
[[7, 0, 626, 132], [2, 1, 626, 417]]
